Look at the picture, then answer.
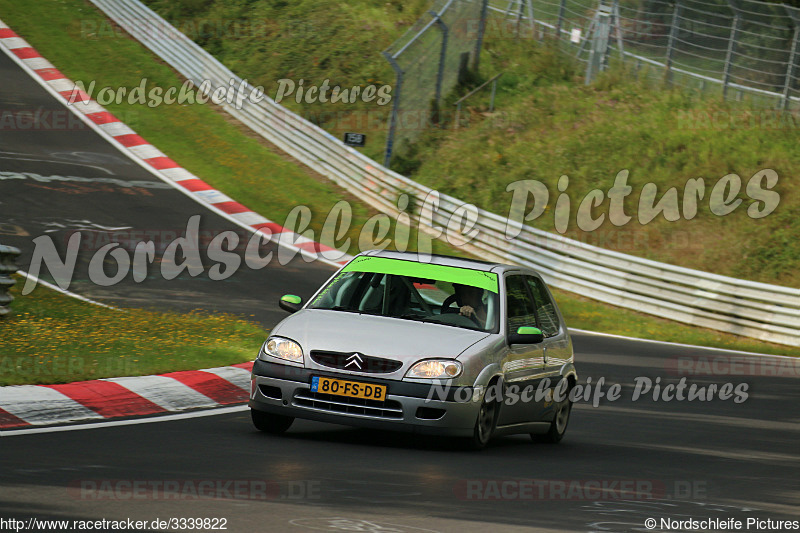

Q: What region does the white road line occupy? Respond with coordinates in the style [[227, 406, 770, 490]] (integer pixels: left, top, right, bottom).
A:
[[569, 327, 796, 359], [16, 271, 119, 310]]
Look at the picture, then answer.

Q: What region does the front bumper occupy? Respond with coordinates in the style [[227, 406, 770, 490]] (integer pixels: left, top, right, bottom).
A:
[[248, 359, 480, 437]]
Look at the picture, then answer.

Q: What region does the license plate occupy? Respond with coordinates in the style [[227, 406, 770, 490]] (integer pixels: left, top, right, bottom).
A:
[[310, 376, 387, 401]]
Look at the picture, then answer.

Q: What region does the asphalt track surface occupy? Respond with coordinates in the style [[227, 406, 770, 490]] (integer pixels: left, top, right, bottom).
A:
[[0, 49, 333, 325], [1, 38, 799, 533]]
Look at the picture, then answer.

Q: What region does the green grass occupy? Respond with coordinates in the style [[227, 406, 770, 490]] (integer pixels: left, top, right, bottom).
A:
[[0, 0, 797, 360], [139, 0, 432, 162], [408, 38, 800, 288], [0, 0, 456, 258], [0, 278, 266, 386]]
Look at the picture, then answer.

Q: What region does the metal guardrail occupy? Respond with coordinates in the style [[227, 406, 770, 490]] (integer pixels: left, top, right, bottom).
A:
[[0, 245, 21, 316], [90, 0, 800, 347]]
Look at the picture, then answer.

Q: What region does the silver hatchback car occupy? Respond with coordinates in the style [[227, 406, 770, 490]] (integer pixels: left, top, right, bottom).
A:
[[249, 250, 577, 449]]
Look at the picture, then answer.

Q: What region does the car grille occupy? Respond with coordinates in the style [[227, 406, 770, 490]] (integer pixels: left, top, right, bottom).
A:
[[293, 390, 403, 419], [309, 350, 403, 374]]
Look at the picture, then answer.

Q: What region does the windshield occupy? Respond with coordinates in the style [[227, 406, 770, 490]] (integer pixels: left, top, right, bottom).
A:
[[308, 256, 500, 333]]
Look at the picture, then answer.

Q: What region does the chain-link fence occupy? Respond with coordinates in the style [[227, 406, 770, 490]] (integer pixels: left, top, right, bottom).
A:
[[383, 0, 490, 166], [489, 0, 800, 110]]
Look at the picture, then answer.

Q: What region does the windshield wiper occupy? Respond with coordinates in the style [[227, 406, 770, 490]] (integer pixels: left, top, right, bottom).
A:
[[398, 314, 487, 331], [324, 305, 359, 313], [398, 314, 446, 325], [321, 306, 383, 317]]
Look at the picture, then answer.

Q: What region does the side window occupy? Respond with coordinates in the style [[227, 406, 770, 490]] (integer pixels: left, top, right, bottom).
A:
[[505, 275, 538, 334], [526, 276, 560, 337]]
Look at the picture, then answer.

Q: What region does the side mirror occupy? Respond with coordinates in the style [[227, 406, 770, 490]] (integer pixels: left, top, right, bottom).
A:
[[507, 326, 544, 345], [279, 294, 303, 314]]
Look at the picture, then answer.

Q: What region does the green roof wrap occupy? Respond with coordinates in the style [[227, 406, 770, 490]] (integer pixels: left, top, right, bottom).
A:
[[342, 256, 498, 293]]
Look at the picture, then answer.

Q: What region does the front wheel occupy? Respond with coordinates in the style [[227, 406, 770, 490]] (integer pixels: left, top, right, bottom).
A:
[[531, 398, 572, 444], [467, 391, 499, 450], [251, 409, 294, 434]]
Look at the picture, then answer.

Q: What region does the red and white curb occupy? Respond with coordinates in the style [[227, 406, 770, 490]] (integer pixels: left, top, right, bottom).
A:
[[0, 362, 254, 429], [0, 18, 351, 268], [0, 19, 349, 428]]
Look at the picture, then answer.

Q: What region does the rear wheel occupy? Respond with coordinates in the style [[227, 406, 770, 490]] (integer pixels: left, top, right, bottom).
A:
[[251, 409, 294, 434], [532, 397, 572, 443]]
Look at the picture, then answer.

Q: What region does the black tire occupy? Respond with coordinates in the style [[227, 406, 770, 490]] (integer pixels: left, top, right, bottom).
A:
[[531, 397, 572, 444], [251, 409, 294, 434], [466, 387, 500, 450]]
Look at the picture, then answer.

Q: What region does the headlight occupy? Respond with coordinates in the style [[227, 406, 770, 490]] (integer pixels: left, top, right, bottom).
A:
[[260, 337, 304, 364], [406, 359, 462, 379]]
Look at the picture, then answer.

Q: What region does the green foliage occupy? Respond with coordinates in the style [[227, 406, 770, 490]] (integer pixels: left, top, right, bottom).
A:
[[140, 0, 429, 160], [0, 278, 266, 386], [408, 37, 800, 288]]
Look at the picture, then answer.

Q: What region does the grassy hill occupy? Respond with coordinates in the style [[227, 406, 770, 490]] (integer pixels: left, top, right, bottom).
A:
[[411, 39, 800, 288], [140, 0, 799, 288]]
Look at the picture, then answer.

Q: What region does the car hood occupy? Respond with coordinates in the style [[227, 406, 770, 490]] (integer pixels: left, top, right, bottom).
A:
[[271, 309, 490, 361]]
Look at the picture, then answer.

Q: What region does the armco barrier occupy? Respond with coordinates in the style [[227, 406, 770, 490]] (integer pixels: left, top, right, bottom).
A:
[[88, 0, 800, 347], [0, 245, 20, 316]]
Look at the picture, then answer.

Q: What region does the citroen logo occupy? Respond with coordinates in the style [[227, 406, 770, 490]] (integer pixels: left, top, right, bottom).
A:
[[344, 353, 363, 369]]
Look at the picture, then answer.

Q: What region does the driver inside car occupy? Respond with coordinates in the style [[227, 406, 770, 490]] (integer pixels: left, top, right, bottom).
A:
[[453, 283, 487, 326]]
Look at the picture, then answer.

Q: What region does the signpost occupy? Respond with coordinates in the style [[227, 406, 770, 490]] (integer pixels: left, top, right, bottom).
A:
[[343, 132, 366, 147]]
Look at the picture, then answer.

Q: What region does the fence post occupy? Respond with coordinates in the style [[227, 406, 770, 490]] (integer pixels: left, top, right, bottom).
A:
[[722, 0, 741, 100], [431, 11, 449, 124], [555, 0, 567, 39], [782, 6, 800, 111], [382, 52, 403, 167], [611, 0, 624, 58], [473, 0, 490, 71], [0, 245, 21, 317], [585, 2, 612, 85], [665, 0, 682, 86], [452, 72, 503, 129], [524, 0, 537, 40]]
